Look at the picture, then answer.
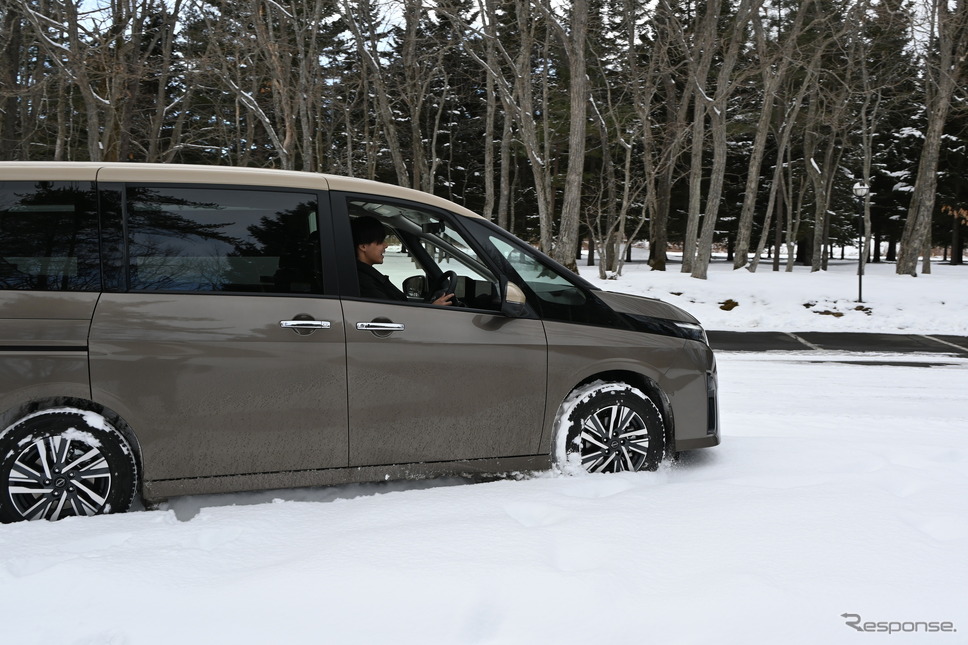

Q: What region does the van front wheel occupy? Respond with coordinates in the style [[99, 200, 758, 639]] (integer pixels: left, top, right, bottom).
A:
[[0, 410, 139, 523], [553, 382, 665, 474]]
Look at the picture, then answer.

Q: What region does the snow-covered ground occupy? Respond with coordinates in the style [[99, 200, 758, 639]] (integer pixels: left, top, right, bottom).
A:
[[1, 256, 966, 644], [582, 252, 968, 335]]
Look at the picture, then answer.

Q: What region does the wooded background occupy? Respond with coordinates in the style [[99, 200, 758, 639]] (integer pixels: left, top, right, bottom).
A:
[[1, 0, 966, 278]]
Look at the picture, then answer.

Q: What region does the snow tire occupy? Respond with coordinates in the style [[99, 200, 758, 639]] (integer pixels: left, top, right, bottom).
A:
[[0, 409, 139, 523], [553, 382, 665, 474]]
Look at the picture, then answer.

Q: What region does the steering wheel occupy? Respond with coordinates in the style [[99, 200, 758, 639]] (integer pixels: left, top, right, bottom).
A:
[[430, 270, 462, 305]]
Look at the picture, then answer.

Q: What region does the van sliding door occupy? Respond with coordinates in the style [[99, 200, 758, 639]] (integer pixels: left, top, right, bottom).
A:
[[89, 181, 348, 484]]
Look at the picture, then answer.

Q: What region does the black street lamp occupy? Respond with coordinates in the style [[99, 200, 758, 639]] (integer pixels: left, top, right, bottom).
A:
[[853, 182, 869, 302]]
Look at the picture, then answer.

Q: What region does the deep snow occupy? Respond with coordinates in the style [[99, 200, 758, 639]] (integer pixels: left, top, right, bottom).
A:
[[1, 256, 966, 644]]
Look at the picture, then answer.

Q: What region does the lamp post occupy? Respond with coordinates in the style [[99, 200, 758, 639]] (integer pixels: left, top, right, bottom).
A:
[[852, 182, 869, 303]]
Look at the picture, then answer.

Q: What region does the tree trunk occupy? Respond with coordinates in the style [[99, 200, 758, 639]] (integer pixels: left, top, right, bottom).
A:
[[897, 0, 967, 275], [0, 6, 24, 160], [482, 0, 498, 221], [342, 0, 410, 185], [551, 0, 588, 272], [682, 93, 705, 274], [680, 0, 721, 274], [734, 1, 810, 269], [691, 0, 758, 279]]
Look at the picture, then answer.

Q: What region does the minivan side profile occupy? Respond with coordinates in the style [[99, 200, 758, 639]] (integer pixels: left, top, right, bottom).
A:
[[0, 162, 719, 523]]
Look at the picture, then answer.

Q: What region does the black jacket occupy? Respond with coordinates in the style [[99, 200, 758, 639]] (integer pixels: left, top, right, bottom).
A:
[[356, 260, 407, 301]]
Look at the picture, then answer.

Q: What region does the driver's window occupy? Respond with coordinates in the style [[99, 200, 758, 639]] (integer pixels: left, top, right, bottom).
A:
[[419, 220, 491, 281], [348, 203, 419, 295], [347, 198, 498, 309]]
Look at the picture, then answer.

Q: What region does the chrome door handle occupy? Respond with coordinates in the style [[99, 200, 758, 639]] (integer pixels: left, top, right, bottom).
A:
[[280, 320, 331, 329], [356, 322, 405, 332]]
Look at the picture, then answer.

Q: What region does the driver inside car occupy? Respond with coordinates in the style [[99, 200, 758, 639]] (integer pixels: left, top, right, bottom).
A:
[[352, 215, 454, 305]]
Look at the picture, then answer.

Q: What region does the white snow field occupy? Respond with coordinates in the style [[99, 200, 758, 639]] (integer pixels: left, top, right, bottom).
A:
[[1, 257, 966, 645], [583, 253, 968, 335]]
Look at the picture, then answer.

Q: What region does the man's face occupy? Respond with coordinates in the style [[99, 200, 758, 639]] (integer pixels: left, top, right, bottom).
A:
[[358, 239, 388, 266]]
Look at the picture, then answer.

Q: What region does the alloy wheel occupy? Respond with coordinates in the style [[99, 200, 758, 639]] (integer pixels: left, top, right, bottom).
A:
[[8, 435, 114, 521], [578, 402, 652, 473]]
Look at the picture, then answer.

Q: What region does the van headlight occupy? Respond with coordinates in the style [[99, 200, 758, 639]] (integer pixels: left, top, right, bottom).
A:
[[673, 321, 708, 345], [624, 315, 709, 345]]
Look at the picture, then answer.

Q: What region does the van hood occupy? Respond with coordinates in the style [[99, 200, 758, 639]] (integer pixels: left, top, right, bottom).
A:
[[594, 290, 701, 326]]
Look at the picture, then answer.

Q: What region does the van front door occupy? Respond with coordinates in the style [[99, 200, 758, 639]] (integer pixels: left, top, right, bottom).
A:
[[344, 300, 546, 465], [336, 196, 547, 466]]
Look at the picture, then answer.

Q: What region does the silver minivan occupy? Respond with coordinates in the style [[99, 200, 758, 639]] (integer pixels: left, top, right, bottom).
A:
[[0, 162, 719, 522]]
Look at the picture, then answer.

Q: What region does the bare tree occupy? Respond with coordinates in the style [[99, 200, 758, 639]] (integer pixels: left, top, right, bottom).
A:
[[480, 0, 499, 222], [897, 0, 968, 275], [398, 0, 454, 192], [453, 0, 557, 251], [587, 51, 648, 278], [747, 71, 814, 272], [733, 0, 813, 270], [690, 0, 762, 279], [1, 3, 27, 159], [341, 0, 411, 182], [844, 0, 919, 279], [804, 85, 849, 273], [679, 0, 721, 275], [542, 0, 589, 271], [645, 0, 694, 272], [15, 0, 180, 161]]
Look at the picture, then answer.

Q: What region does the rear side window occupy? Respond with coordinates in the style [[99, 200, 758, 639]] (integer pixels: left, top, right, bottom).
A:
[[0, 181, 100, 291], [125, 185, 322, 294]]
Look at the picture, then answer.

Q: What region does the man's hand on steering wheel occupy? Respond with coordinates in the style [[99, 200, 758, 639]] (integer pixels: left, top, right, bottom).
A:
[[430, 270, 461, 306]]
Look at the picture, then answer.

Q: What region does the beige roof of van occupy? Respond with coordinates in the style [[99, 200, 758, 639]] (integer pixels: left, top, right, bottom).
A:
[[0, 162, 483, 220]]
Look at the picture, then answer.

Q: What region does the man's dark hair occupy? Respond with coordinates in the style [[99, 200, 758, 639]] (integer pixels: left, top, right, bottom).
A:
[[351, 216, 387, 247]]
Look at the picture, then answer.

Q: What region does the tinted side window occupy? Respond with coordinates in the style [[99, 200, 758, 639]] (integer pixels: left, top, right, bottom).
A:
[[0, 181, 100, 291], [126, 185, 322, 294]]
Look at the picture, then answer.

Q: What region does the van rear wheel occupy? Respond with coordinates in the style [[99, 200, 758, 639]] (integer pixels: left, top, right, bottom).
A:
[[0, 410, 139, 523], [554, 382, 665, 474]]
